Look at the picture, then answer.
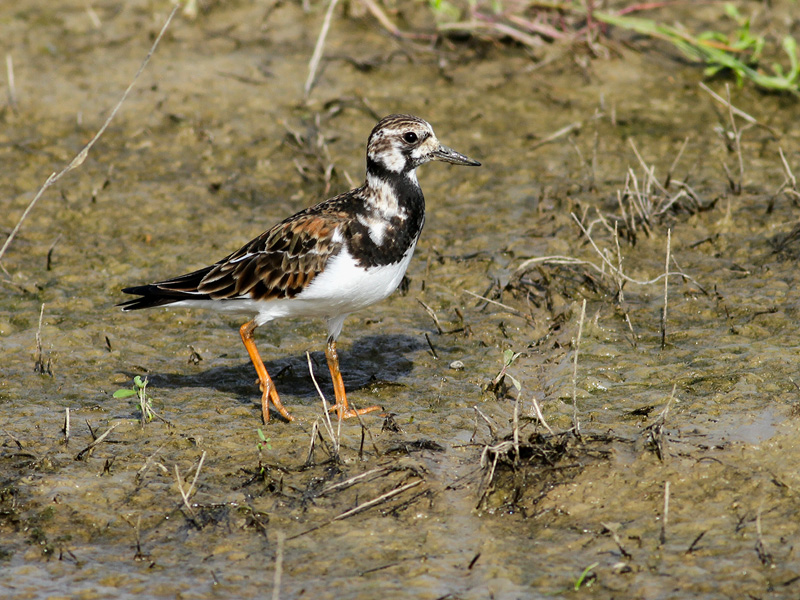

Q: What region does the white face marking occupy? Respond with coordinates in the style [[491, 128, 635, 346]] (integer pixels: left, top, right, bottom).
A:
[[379, 137, 407, 173]]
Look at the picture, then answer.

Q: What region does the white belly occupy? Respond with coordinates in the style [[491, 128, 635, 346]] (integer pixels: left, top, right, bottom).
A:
[[298, 242, 415, 309], [167, 242, 417, 330], [241, 241, 417, 326]]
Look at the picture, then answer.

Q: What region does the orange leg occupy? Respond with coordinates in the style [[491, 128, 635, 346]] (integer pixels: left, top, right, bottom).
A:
[[324, 339, 381, 420], [239, 320, 294, 423]]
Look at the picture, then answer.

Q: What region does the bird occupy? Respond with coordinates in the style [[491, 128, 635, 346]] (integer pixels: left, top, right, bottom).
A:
[[119, 114, 480, 424]]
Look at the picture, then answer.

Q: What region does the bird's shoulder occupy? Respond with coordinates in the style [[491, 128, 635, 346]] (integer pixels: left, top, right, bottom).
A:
[[196, 188, 365, 300]]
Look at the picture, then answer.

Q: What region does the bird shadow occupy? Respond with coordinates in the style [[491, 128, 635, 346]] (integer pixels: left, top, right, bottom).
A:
[[134, 333, 426, 413]]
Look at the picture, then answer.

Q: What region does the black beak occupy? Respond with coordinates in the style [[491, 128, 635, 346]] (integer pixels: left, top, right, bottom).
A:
[[432, 144, 481, 166]]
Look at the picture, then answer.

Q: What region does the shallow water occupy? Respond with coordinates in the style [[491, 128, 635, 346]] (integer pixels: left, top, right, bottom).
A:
[[3, 1, 800, 598]]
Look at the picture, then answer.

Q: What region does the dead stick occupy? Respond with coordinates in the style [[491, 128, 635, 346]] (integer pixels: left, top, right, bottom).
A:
[[660, 480, 670, 545], [319, 466, 391, 496], [661, 228, 671, 350], [75, 422, 119, 460], [307, 352, 339, 456], [63, 407, 70, 445], [5, 53, 16, 110], [334, 480, 422, 520], [530, 394, 555, 436], [572, 299, 587, 434], [304, 0, 340, 98]]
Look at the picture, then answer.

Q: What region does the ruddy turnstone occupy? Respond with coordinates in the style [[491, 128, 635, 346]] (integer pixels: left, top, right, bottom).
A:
[[119, 114, 480, 424]]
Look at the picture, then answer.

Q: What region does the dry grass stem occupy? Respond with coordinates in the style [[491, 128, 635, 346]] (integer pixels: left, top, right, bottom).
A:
[[174, 450, 207, 516], [602, 522, 633, 560], [773, 148, 800, 205], [660, 480, 670, 545], [272, 530, 286, 600], [645, 384, 677, 462], [185, 450, 206, 499], [74, 422, 119, 460], [333, 480, 422, 520], [0, 4, 179, 264], [463, 289, 530, 320], [359, 0, 403, 37], [473, 406, 497, 439], [571, 299, 587, 434], [304, 0, 340, 98], [530, 394, 555, 436], [307, 352, 340, 457], [135, 443, 168, 482], [305, 419, 320, 465], [345, 402, 382, 458], [34, 303, 52, 376], [439, 20, 545, 48], [665, 136, 690, 189], [725, 84, 745, 194], [779, 148, 797, 191], [5, 53, 16, 111], [530, 121, 582, 150], [515, 214, 701, 293], [661, 228, 671, 350], [85, 4, 102, 28], [699, 81, 778, 137], [319, 467, 391, 496], [512, 391, 521, 464], [417, 299, 443, 334], [62, 407, 70, 445]]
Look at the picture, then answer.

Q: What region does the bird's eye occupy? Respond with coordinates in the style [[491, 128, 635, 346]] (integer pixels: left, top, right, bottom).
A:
[[403, 131, 418, 144]]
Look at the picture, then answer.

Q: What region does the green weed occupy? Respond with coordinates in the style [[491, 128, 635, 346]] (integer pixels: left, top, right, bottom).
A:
[[113, 376, 159, 427], [594, 5, 800, 93]]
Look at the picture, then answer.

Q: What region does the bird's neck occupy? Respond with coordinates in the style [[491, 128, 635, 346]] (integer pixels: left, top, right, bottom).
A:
[[363, 160, 425, 221]]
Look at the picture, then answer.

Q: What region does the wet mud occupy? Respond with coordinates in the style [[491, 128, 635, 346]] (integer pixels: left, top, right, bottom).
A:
[[3, 1, 800, 598]]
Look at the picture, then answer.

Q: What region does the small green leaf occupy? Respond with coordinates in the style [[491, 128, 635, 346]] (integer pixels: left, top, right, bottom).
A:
[[257, 428, 267, 442], [133, 375, 145, 388], [113, 389, 137, 398], [502, 349, 515, 365], [574, 562, 599, 590]]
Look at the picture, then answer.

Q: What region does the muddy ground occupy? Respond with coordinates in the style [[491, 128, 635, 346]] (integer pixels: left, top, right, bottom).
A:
[[3, 1, 800, 598]]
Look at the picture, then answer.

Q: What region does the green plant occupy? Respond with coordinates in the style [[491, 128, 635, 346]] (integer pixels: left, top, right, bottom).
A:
[[488, 349, 522, 394], [256, 428, 272, 451], [594, 5, 800, 93], [573, 561, 599, 590], [113, 376, 158, 426]]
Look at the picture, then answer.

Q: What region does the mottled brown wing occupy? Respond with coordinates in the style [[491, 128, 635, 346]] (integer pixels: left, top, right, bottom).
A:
[[195, 213, 344, 301]]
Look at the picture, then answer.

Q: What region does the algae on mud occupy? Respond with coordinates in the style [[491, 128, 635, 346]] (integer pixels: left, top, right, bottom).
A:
[[3, 1, 800, 599]]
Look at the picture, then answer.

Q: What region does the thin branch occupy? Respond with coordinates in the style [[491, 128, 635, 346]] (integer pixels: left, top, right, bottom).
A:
[[307, 352, 339, 457], [661, 228, 671, 350], [571, 299, 587, 434], [74, 422, 119, 460], [333, 480, 422, 520], [5, 53, 16, 111], [660, 480, 670, 545], [304, 0, 340, 98]]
